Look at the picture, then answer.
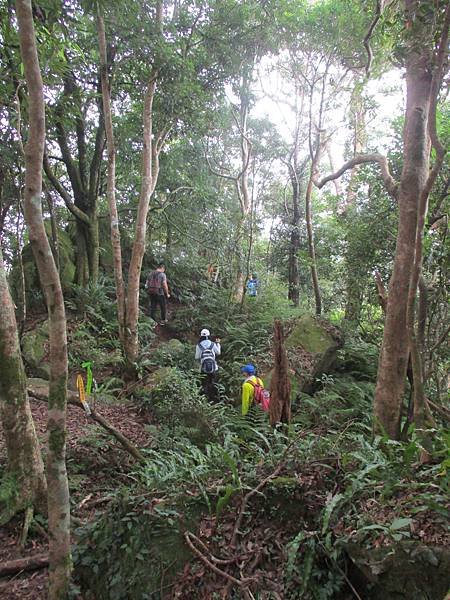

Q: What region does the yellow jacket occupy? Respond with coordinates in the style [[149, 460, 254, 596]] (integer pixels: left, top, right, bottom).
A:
[[241, 376, 264, 416]]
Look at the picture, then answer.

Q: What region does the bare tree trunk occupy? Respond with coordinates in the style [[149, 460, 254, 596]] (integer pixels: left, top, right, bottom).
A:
[[15, 200, 27, 333], [45, 189, 60, 272], [374, 0, 449, 439], [288, 164, 302, 306], [0, 245, 47, 525], [233, 66, 253, 302], [305, 144, 322, 315], [269, 320, 291, 425], [343, 84, 367, 321], [14, 1, 71, 597], [97, 11, 126, 344], [123, 1, 163, 370], [123, 76, 159, 369]]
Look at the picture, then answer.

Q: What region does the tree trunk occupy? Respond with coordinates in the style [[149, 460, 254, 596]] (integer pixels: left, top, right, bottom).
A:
[[0, 244, 47, 525], [374, 3, 433, 439], [87, 211, 99, 284], [269, 320, 291, 426], [97, 11, 126, 343], [305, 146, 322, 315], [14, 1, 71, 597], [344, 276, 362, 322], [45, 190, 60, 273], [288, 164, 302, 307], [233, 66, 253, 302], [123, 76, 158, 369], [75, 221, 88, 286]]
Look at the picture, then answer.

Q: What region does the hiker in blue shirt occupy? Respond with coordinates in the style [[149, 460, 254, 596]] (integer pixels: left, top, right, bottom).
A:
[[195, 328, 221, 402], [246, 273, 259, 297]]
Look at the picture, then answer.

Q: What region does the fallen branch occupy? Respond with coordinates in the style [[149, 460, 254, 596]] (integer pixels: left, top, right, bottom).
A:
[[0, 554, 48, 577], [185, 531, 243, 565], [184, 531, 253, 588], [427, 399, 450, 421], [27, 381, 145, 462]]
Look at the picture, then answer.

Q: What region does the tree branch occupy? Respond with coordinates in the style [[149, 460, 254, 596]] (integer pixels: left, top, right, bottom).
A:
[[43, 153, 90, 225], [423, 1, 450, 198], [314, 153, 399, 200], [363, 0, 383, 76]]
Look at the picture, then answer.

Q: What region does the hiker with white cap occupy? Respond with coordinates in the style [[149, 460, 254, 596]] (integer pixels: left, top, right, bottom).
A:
[[195, 328, 221, 402]]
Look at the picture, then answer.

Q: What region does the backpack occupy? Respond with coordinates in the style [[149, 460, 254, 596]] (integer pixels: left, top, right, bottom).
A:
[[247, 279, 258, 296], [200, 342, 217, 374], [146, 271, 161, 296], [248, 378, 270, 412]]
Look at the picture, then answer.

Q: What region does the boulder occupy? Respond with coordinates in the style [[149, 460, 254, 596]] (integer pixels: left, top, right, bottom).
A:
[[284, 314, 343, 394], [74, 493, 206, 600], [346, 541, 450, 600], [22, 320, 50, 379]]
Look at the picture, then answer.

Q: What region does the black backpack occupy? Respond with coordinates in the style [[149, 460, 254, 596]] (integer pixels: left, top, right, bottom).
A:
[[200, 342, 216, 374]]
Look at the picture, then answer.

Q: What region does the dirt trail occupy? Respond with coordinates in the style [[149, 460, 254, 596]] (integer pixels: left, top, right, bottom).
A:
[[0, 304, 187, 599], [0, 390, 153, 599]]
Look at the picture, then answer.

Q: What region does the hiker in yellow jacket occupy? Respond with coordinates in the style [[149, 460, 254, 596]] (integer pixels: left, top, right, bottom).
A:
[[240, 364, 264, 416]]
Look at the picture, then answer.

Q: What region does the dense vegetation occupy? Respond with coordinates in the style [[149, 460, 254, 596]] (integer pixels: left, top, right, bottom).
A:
[[0, 0, 449, 599]]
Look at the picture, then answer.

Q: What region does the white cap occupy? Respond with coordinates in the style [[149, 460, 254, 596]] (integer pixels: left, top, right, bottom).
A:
[[200, 328, 210, 337]]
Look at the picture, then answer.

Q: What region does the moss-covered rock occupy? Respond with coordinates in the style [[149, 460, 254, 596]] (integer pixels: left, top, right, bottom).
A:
[[284, 315, 343, 394], [22, 321, 50, 379], [346, 541, 450, 599], [143, 367, 218, 447], [73, 493, 206, 600]]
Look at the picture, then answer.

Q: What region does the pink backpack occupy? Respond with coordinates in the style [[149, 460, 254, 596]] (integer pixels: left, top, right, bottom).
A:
[[248, 379, 270, 412]]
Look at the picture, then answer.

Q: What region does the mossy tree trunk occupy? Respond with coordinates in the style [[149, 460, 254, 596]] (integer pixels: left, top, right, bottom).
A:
[[0, 245, 47, 525], [14, 1, 71, 597], [42, 49, 105, 286]]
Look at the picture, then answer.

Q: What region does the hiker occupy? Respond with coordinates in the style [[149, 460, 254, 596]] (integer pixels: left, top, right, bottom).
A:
[[241, 364, 269, 415], [195, 328, 221, 402], [246, 273, 259, 297], [145, 263, 170, 324]]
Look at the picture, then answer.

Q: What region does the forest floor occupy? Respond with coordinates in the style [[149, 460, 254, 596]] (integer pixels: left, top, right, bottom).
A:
[[1, 307, 449, 599], [0, 374, 153, 599]]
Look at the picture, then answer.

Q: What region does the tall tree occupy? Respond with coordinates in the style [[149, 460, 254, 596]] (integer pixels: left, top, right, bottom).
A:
[[0, 244, 46, 525], [314, 0, 450, 438], [97, 9, 126, 344], [14, 0, 71, 596], [374, 0, 449, 439]]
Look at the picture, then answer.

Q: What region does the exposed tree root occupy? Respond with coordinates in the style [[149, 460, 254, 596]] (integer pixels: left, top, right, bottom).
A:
[[19, 506, 34, 550]]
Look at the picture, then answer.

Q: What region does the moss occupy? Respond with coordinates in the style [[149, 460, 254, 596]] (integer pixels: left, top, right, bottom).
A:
[[22, 321, 50, 379], [285, 315, 335, 354], [346, 542, 450, 600], [74, 493, 207, 600], [255, 476, 307, 523], [48, 426, 66, 459]]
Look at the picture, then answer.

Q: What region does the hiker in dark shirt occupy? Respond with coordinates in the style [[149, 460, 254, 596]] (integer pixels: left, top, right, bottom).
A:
[[145, 263, 170, 324]]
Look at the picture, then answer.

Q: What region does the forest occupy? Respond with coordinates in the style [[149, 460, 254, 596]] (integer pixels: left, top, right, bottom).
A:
[[0, 0, 449, 598]]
